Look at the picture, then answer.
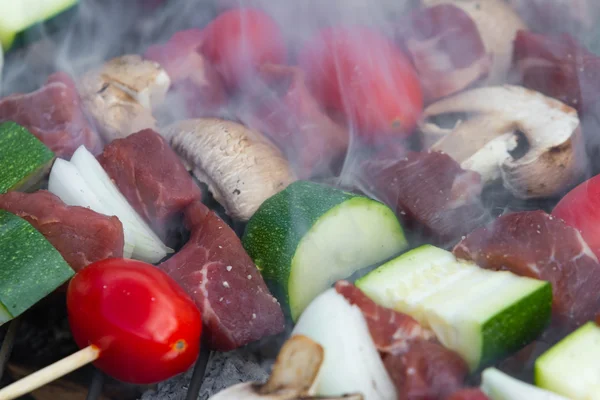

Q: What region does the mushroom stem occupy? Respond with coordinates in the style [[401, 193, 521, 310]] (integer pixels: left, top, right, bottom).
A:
[[208, 335, 363, 400], [420, 85, 585, 198]]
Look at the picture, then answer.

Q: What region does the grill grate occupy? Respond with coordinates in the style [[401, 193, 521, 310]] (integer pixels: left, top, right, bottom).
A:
[[0, 318, 211, 400]]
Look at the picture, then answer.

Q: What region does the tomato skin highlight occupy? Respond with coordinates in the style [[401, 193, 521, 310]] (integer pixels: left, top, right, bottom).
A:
[[67, 258, 202, 384], [553, 174, 600, 260], [298, 26, 423, 140], [200, 8, 287, 90]]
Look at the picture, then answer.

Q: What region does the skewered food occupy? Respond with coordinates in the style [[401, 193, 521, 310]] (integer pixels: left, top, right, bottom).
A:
[[0, 122, 54, 193], [298, 26, 423, 140], [0, 0, 78, 50], [161, 201, 285, 351], [356, 151, 490, 246], [356, 245, 552, 371], [0, 190, 124, 272], [534, 321, 600, 399], [0, 72, 101, 158], [455, 210, 600, 328], [553, 173, 600, 261], [235, 63, 349, 179], [67, 258, 202, 384], [481, 368, 568, 400], [420, 85, 585, 199], [208, 334, 363, 400], [79, 55, 170, 143], [198, 8, 287, 91], [421, 0, 526, 85], [164, 118, 296, 221], [144, 29, 227, 119], [98, 129, 202, 237], [48, 145, 171, 263], [242, 180, 408, 321], [397, 4, 492, 102], [292, 288, 397, 399], [0, 210, 74, 324]]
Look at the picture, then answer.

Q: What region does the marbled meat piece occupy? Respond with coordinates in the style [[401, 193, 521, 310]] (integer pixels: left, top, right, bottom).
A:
[[0, 190, 124, 272], [382, 339, 469, 400], [160, 201, 285, 351], [513, 30, 600, 113], [335, 280, 434, 354], [397, 4, 492, 102], [235, 63, 349, 179], [144, 29, 227, 119], [454, 210, 600, 327], [0, 72, 101, 158], [359, 151, 490, 245], [97, 129, 202, 236]]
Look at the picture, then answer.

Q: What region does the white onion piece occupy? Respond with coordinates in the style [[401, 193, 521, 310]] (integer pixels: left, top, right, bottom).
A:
[[292, 288, 397, 400], [49, 158, 135, 259], [481, 368, 569, 400], [69, 145, 172, 263]]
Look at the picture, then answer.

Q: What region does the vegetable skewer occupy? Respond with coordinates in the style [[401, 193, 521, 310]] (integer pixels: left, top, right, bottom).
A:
[[0, 258, 202, 399]]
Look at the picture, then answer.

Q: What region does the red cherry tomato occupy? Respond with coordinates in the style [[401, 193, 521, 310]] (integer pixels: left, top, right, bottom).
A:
[[200, 8, 287, 90], [67, 258, 202, 384], [553, 174, 600, 260], [298, 26, 423, 141]]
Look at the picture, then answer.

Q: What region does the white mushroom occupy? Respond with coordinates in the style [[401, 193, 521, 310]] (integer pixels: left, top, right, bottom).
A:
[[163, 118, 296, 221], [79, 54, 170, 142], [420, 85, 586, 199], [209, 334, 363, 400], [421, 0, 527, 84]]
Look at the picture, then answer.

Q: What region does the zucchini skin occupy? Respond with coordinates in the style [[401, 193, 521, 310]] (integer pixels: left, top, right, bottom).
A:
[[479, 282, 552, 369], [0, 210, 74, 320], [0, 121, 55, 194], [242, 180, 357, 309]]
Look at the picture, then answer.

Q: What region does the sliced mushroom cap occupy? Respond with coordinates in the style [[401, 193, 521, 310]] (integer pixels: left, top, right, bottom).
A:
[[209, 335, 363, 400], [163, 118, 296, 221], [79, 54, 170, 142], [420, 85, 585, 199], [421, 0, 527, 84]]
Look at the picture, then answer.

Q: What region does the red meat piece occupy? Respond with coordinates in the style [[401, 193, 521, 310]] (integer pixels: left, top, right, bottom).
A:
[[335, 280, 434, 354], [383, 339, 469, 400], [97, 129, 202, 236], [454, 210, 600, 327], [160, 201, 285, 351], [359, 151, 489, 246], [0, 72, 101, 158], [236, 63, 349, 179], [397, 4, 492, 102], [144, 29, 227, 118], [513, 30, 600, 113], [0, 190, 124, 272]]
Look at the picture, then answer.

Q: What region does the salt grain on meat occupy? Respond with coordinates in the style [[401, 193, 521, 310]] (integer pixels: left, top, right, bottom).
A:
[[160, 201, 285, 351]]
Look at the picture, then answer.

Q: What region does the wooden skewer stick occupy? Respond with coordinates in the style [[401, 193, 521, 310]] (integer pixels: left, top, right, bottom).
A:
[[0, 345, 100, 400]]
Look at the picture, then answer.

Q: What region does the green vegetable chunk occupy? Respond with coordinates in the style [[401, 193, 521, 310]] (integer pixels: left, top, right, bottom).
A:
[[0, 121, 55, 193], [535, 321, 600, 399], [0, 0, 78, 50], [356, 245, 552, 371], [242, 180, 408, 321], [0, 210, 74, 323]]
